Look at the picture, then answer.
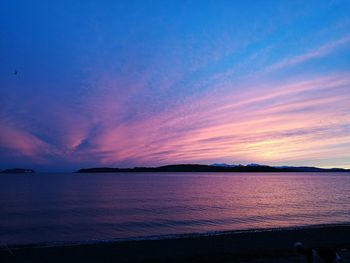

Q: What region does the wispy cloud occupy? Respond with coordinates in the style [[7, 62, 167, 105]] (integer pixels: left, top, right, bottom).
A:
[[0, 118, 52, 163], [65, 73, 350, 168], [266, 35, 350, 72], [2, 71, 349, 168]]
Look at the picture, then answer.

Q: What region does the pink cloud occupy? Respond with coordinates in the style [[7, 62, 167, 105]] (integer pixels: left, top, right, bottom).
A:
[[71, 73, 350, 168], [0, 119, 52, 163]]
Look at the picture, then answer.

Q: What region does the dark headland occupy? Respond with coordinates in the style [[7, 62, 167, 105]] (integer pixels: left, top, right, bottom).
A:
[[76, 164, 350, 173]]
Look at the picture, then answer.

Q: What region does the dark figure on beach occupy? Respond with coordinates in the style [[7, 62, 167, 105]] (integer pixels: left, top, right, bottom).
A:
[[294, 242, 343, 263]]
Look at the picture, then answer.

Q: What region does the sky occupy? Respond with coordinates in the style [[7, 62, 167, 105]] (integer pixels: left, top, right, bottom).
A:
[[1, 0, 350, 171]]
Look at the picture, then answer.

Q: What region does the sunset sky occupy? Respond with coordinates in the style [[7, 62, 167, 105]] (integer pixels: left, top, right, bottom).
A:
[[1, 0, 350, 171]]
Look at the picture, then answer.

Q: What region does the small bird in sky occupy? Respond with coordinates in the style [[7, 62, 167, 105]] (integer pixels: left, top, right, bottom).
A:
[[14, 70, 18, 75]]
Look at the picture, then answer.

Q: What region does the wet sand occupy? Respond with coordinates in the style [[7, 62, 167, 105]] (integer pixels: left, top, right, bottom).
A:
[[1, 224, 349, 262]]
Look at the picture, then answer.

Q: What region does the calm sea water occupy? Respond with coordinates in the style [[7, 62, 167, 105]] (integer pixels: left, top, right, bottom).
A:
[[1, 172, 350, 245]]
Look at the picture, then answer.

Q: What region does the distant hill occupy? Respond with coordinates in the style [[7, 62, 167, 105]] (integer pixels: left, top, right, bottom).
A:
[[76, 164, 350, 173], [0, 168, 35, 173]]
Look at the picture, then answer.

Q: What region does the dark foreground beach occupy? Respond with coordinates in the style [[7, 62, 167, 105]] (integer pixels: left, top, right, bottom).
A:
[[1, 224, 350, 263]]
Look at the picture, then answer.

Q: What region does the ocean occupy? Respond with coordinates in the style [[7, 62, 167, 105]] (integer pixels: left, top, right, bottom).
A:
[[1, 172, 350, 245]]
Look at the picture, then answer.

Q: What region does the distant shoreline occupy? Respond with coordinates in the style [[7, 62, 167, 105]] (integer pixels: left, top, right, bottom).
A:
[[2, 223, 350, 262], [76, 164, 350, 173], [2, 164, 349, 174]]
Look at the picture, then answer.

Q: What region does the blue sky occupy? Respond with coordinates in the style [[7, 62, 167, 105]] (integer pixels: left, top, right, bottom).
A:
[[1, 0, 350, 171]]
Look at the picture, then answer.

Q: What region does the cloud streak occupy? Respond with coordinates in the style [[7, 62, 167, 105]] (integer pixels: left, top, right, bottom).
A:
[[267, 35, 350, 72], [62, 73, 350, 169]]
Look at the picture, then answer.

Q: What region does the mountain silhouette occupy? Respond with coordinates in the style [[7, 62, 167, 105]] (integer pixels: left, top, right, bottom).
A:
[[76, 164, 350, 173]]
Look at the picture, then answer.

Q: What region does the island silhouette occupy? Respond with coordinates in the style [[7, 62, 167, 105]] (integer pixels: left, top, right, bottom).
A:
[[76, 164, 350, 173]]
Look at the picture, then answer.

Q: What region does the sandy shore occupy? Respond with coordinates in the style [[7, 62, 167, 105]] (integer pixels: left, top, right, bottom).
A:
[[1, 224, 350, 262]]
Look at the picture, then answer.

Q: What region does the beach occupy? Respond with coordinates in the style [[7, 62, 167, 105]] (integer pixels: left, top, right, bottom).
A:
[[1, 224, 349, 263]]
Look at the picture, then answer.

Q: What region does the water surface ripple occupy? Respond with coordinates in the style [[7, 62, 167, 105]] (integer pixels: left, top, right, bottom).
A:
[[1, 172, 350, 245]]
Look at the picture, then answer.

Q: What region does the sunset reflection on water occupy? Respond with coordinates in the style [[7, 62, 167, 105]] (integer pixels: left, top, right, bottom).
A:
[[1, 172, 350, 245]]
